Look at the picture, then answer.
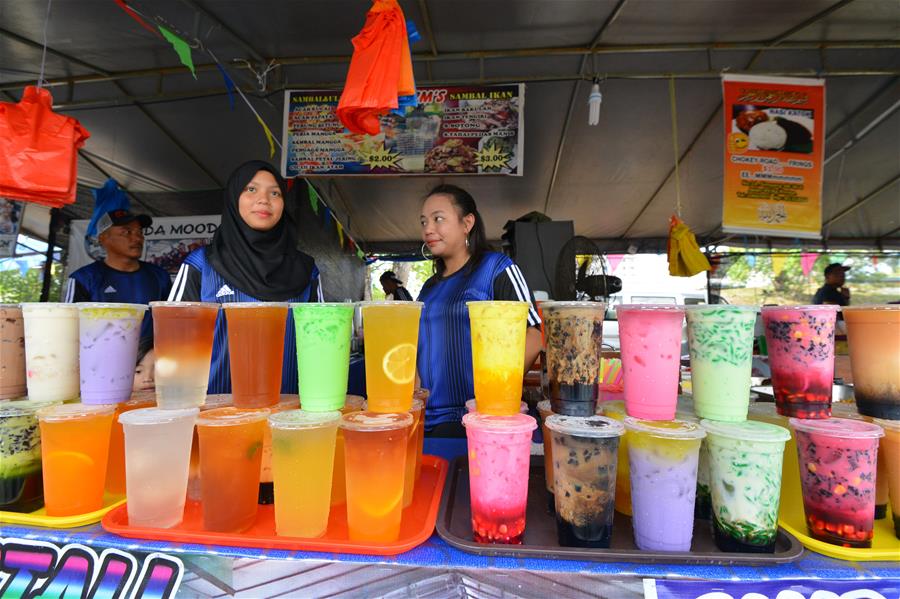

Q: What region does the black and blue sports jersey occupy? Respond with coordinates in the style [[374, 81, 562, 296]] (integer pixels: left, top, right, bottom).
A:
[[168, 247, 323, 395], [66, 260, 172, 343], [417, 251, 540, 430]]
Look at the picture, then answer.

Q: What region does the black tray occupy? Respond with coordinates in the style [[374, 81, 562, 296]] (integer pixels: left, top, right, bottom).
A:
[[436, 456, 805, 565]]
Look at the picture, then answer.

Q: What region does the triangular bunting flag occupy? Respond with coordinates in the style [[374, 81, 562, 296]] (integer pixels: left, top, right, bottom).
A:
[[307, 182, 320, 215], [356, 248, 365, 260], [336, 221, 345, 247], [771, 255, 786, 278], [254, 114, 276, 158], [216, 63, 236, 110], [158, 26, 197, 79], [114, 0, 162, 38], [800, 253, 818, 277]]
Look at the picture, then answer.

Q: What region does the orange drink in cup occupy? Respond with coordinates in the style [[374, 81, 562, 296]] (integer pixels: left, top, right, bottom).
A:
[[401, 399, 424, 507], [360, 302, 422, 412], [330, 395, 366, 506], [37, 403, 116, 516], [223, 303, 289, 409], [468, 301, 529, 415]]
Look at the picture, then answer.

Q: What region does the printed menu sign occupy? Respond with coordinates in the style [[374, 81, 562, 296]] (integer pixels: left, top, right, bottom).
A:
[[721, 75, 825, 239], [282, 85, 524, 177]]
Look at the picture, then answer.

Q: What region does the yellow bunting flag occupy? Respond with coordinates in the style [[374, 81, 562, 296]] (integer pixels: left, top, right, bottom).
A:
[[336, 221, 345, 247], [255, 114, 276, 158], [771, 255, 786, 278]]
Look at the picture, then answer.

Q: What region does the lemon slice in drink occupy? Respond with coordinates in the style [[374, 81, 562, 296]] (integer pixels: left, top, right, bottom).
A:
[[382, 343, 416, 385]]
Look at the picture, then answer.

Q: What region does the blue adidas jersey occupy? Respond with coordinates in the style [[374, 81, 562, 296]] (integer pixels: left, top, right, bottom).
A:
[[417, 251, 540, 430], [66, 260, 172, 342], [168, 248, 323, 395]]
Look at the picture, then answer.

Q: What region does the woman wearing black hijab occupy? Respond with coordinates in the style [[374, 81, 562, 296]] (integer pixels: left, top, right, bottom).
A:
[[169, 160, 323, 394]]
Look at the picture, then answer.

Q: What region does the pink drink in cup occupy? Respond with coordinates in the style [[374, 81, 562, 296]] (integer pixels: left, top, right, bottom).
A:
[[763, 305, 839, 419], [463, 412, 537, 544], [790, 417, 884, 548], [616, 305, 685, 420]]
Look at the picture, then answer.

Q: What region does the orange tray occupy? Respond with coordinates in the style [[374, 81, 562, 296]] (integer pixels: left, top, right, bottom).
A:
[[101, 455, 448, 556]]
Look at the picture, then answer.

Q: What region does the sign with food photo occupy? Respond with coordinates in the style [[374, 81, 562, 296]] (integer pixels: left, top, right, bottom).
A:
[[721, 75, 825, 238], [282, 85, 524, 176]]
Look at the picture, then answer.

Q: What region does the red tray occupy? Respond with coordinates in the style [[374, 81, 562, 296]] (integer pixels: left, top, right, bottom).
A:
[[102, 455, 448, 556]]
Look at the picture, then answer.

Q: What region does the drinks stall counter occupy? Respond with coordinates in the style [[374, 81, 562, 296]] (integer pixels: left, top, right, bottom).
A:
[[3, 439, 897, 599]]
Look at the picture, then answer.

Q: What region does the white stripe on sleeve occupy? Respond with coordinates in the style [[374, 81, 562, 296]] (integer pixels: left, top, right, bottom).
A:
[[507, 264, 541, 326], [316, 275, 325, 302], [168, 264, 189, 301], [64, 278, 75, 302]]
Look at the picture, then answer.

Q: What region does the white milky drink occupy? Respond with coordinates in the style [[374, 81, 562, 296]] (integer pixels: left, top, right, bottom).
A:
[[21, 303, 80, 402]]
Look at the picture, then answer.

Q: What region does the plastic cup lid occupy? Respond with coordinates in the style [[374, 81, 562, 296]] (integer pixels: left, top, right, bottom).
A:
[[674, 410, 699, 423], [0, 303, 21, 309], [203, 394, 234, 410], [357, 300, 423, 309], [761, 304, 840, 313], [340, 411, 413, 432], [196, 407, 270, 426], [462, 412, 537, 434], [842, 305, 900, 314], [269, 409, 341, 430], [873, 418, 900, 432], [536, 399, 552, 414], [829, 402, 863, 420], [410, 399, 424, 412], [540, 301, 606, 311], [685, 304, 758, 313], [20, 302, 77, 312], [701, 419, 790, 443], [598, 400, 626, 417], [467, 399, 527, 413], [615, 304, 685, 313], [76, 302, 147, 311], [222, 302, 289, 309], [0, 399, 62, 418], [413, 388, 430, 399], [150, 301, 220, 310], [789, 417, 884, 439], [342, 395, 366, 411], [291, 302, 354, 312], [623, 417, 706, 440], [119, 407, 198, 426], [37, 403, 116, 421], [545, 414, 624, 438], [466, 300, 528, 311]]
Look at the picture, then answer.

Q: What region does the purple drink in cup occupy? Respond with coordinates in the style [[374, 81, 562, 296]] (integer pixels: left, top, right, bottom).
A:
[[78, 304, 147, 404]]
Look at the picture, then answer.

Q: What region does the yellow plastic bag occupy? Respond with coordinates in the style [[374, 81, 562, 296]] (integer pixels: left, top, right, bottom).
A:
[[667, 215, 711, 277]]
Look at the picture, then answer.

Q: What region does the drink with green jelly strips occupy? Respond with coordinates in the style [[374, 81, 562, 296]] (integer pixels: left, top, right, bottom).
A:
[[292, 303, 354, 412], [701, 419, 791, 553], [0, 399, 61, 512], [686, 306, 758, 422]]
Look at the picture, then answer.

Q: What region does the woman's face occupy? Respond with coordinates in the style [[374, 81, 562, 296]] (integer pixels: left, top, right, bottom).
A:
[[238, 170, 284, 231], [420, 193, 473, 258]]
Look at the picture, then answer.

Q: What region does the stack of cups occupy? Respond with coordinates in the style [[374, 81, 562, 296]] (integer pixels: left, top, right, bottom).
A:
[[839, 305, 898, 541], [685, 305, 792, 554], [270, 302, 357, 537], [465, 301, 539, 544]]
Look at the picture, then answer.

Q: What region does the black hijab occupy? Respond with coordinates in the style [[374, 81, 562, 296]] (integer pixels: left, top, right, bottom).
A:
[[206, 161, 314, 301]]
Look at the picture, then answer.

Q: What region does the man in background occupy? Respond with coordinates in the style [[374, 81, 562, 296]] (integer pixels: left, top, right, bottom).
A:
[[812, 263, 851, 306], [380, 270, 413, 301], [66, 209, 171, 346]]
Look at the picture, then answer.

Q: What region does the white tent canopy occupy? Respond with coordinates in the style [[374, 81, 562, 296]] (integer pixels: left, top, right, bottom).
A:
[[2, 0, 898, 252]]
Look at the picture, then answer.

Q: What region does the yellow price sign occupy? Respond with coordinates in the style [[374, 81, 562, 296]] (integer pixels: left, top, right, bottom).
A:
[[474, 144, 510, 172], [360, 146, 402, 170]]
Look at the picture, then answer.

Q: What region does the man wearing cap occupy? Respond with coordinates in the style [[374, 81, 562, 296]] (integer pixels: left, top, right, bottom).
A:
[[812, 263, 851, 306], [379, 270, 413, 301], [65, 209, 172, 344]]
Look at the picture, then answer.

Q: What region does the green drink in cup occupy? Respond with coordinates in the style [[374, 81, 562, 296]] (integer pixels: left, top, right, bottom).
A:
[[685, 305, 758, 422], [292, 303, 354, 412]]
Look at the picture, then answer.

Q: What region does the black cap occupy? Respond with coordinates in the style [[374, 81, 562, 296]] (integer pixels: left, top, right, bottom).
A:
[[824, 263, 850, 276], [97, 209, 152, 235], [380, 270, 403, 284]]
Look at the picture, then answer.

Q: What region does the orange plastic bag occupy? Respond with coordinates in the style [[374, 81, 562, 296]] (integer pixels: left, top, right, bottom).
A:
[[337, 0, 413, 135], [0, 86, 90, 207]]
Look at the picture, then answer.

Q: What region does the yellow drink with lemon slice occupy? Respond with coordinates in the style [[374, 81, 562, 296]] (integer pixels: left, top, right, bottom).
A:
[[360, 302, 422, 412], [468, 301, 529, 415], [36, 403, 116, 516]]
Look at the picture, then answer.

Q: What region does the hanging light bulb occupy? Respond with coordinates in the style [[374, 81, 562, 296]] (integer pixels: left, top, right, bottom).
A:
[[587, 80, 603, 126]]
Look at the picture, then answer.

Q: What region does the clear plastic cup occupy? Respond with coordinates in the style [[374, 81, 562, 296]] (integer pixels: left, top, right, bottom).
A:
[[186, 394, 235, 502], [340, 411, 413, 542], [872, 419, 900, 539], [597, 400, 631, 516], [120, 407, 198, 528], [625, 417, 706, 551], [843, 306, 900, 419], [545, 415, 624, 548], [402, 399, 425, 508], [292, 303, 354, 412], [37, 403, 116, 516], [685, 305, 758, 421], [21, 303, 80, 402], [762, 305, 839, 419], [151, 302, 219, 409], [700, 419, 790, 553], [106, 395, 157, 496], [616, 305, 685, 420], [463, 412, 537, 544], [0, 305, 26, 400], [790, 417, 884, 548], [360, 302, 423, 413], [223, 303, 289, 408], [196, 407, 269, 532], [0, 398, 61, 512], [77, 303, 147, 404], [467, 301, 530, 415], [269, 410, 342, 538], [258, 395, 300, 504], [330, 395, 366, 506], [542, 301, 605, 416]]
